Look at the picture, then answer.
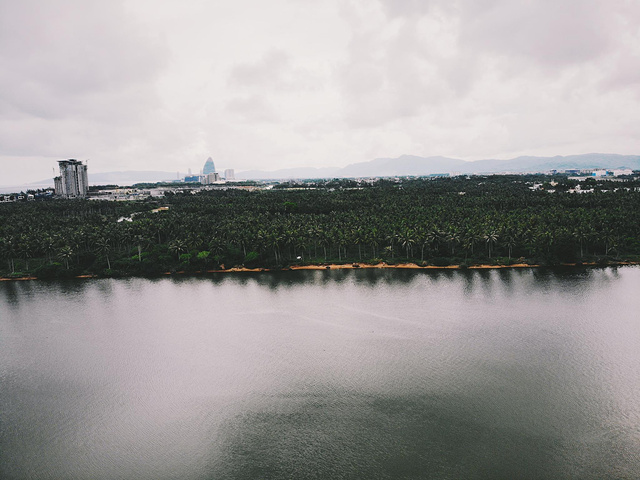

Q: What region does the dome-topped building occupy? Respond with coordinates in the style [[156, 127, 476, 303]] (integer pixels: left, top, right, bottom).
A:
[[203, 157, 215, 175]]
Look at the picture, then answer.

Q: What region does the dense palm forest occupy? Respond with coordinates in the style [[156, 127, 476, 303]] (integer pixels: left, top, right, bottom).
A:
[[1, 175, 639, 278]]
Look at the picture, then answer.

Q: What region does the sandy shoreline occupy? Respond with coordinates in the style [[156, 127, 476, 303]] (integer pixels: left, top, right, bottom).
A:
[[1, 261, 637, 281], [208, 261, 633, 272], [287, 262, 538, 270], [201, 262, 539, 273]]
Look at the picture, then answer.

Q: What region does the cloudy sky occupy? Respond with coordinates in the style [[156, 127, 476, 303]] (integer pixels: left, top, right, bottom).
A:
[[1, 0, 639, 185]]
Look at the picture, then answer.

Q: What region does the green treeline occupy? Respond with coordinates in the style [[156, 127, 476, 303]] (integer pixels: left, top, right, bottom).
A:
[[1, 175, 639, 278]]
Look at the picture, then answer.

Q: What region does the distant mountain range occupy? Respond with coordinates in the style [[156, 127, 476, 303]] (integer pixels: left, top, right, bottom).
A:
[[28, 154, 640, 186], [236, 153, 640, 179], [84, 170, 180, 184], [31, 170, 179, 186]]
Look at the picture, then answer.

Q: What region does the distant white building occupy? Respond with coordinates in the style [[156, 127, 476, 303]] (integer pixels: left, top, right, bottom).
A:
[[54, 159, 88, 198], [202, 172, 221, 184], [224, 169, 235, 180]]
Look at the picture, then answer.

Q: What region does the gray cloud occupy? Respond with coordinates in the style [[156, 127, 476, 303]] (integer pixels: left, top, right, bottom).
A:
[[225, 95, 279, 123], [376, 0, 620, 68], [600, 53, 640, 93], [1, 0, 640, 185], [378, 0, 443, 18], [457, 0, 614, 67], [338, 8, 458, 127], [0, 0, 166, 156], [337, 0, 640, 132], [228, 48, 325, 95], [228, 50, 291, 89]]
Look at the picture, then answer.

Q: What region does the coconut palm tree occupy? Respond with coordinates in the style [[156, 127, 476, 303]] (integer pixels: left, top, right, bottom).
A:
[[17, 235, 34, 272], [484, 231, 499, 259], [95, 237, 112, 270], [41, 235, 57, 264], [0, 237, 16, 273], [504, 235, 517, 261], [134, 234, 149, 262], [57, 245, 73, 270], [397, 229, 416, 259], [168, 239, 188, 261]]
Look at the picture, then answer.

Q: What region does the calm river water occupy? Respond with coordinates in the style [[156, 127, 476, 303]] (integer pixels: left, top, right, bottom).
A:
[[1, 267, 639, 479]]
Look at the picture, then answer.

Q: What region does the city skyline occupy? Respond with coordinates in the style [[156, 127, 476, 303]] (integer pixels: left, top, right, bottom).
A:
[[2, 0, 640, 185], [2, 152, 640, 191]]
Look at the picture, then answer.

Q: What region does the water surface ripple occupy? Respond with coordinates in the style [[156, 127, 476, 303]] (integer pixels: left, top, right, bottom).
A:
[[1, 267, 639, 479]]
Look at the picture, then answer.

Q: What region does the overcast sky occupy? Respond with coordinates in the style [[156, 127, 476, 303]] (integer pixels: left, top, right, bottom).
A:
[[1, 0, 639, 185]]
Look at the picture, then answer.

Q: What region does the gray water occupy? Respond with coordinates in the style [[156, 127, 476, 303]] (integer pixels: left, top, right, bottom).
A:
[[1, 268, 639, 479]]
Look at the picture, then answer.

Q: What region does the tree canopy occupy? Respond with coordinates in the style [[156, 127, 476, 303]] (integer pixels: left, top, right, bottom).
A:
[[1, 175, 639, 278]]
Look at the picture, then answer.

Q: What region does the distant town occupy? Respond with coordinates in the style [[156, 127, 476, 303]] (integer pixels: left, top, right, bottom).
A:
[[1, 157, 239, 202], [1, 155, 639, 203]]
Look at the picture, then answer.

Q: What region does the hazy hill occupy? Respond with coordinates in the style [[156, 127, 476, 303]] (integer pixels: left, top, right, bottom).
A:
[[239, 153, 640, 179], [33, 171, 178, 186], [464, 153, 640, 174], [337, 153, 640, 177], [235, 167, 340, 180], [84, 170, 179, 184], [338, 155, 466, 177], [29, 154, 640, 186]]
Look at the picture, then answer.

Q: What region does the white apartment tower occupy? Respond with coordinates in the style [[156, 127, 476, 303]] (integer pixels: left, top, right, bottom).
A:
[[54, 159, 88, 198]]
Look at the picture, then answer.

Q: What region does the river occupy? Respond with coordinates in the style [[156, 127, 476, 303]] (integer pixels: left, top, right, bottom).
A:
[[1, 267, 639, 479]]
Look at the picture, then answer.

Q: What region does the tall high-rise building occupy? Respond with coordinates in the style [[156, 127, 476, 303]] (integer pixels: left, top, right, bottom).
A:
[[224, 169, 235, 181], [203, 157, 216, 175], [54, 159, 88, 198]]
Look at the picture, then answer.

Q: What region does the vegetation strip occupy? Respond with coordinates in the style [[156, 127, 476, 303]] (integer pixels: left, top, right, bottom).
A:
[[1, 174, 639, 279]]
